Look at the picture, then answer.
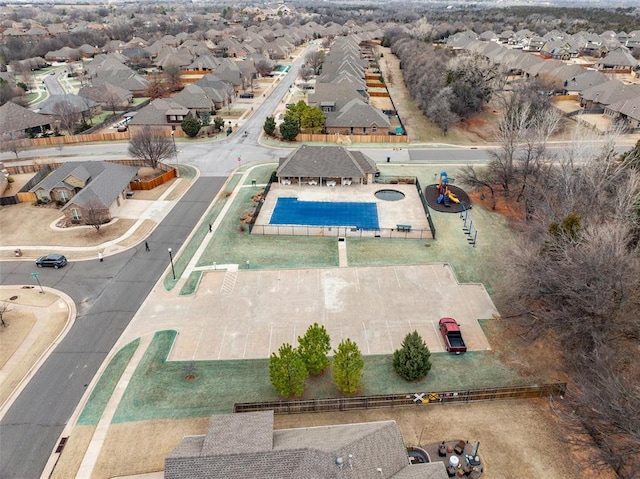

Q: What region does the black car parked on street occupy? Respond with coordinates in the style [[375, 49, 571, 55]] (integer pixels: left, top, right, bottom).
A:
[[35, 254, 68, 269]]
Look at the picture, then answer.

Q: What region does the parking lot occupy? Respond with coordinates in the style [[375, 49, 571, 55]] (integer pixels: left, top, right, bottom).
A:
[[123, 264, 496, 360]]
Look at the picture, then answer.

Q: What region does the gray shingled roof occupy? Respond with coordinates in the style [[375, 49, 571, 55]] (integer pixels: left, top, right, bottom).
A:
[[30, 161, 137, 210], [277, 145, 377, 179], [37, 94, 98, 115], [0, 101, 51, 134], [325, 98, 390, 129], [165, 411, 447, 479], [598, 47, 638, 68], [564, 70, 609, 93]]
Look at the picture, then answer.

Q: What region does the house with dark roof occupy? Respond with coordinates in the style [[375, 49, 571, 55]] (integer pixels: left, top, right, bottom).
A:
[[128, 98, 191, 133], [276, 145, 378, 186], [37, 94, 101, 121], [78, 84, 132, 111], [30, 161, 137, 225], [605, 96, 640, 131], [165, 411, 447, 479], [563, 70, 609, 95], [595, 47, 638, 72], [324, 98, 390, 135], [0, 101, 52, 137]]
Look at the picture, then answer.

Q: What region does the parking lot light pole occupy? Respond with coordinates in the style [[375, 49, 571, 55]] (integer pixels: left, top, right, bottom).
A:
[[168, 248, 176, 280]]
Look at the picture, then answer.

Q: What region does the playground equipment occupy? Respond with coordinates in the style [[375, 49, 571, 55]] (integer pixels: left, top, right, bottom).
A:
[[437, 172, 460, 206], [460, 202, 478, 247]]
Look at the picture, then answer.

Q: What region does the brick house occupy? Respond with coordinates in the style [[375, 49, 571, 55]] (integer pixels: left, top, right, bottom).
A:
[[30, 161, 137, 225]]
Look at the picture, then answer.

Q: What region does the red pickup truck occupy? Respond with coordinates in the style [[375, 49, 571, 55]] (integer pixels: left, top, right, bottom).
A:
[[439, 317, 467, 354]]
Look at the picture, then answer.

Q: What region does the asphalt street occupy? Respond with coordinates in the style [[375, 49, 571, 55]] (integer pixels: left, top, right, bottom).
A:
[[0, 177, 226, 478]]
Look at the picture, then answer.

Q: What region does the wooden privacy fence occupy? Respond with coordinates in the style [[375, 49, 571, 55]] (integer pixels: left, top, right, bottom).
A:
[[234, 383, 567, 415], [130, 168, 177, 190], [296, 133, 407, 143]]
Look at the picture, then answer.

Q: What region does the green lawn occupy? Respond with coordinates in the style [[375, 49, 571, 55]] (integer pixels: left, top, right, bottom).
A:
[[109, 330, 531, 423], [78, 339, 140, 425]]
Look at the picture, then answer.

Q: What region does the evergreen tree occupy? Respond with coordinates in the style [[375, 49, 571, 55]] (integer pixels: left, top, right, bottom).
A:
[[269, 343, 308, 397], [279, 113, 300, 141], [263, 115, 276, 136], [392, 331, 432, 381], [298, 323, 331, 375], [181, 115, 201, 138], [332, 339, 364, 394]]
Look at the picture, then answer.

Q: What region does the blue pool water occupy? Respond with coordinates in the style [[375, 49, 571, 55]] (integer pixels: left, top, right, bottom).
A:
[[270, 197, 380, 230]]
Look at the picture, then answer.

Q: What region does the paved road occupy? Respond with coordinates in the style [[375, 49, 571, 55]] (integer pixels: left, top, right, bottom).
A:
[[0, 177, 225, 478]]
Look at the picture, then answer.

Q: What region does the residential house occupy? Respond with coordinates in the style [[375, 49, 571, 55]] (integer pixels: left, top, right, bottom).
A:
[[606, 96, 640, 131], [78, 84, 133, 111], [172, 84, 216, 116], [308, 83, 364, 115], [128, 98, 191, 133], [166, 411, 447, 479], [193, 74, 234, 110], [45, 46, 81, 62], [30, 161, 138, 225], [37, 94, 101, 122], [580, 79, 640, 110], [563, 70, 609, 95], [595, 47, 638, 72], [324, 98, 390, 135], [0, 101, 52, 137]]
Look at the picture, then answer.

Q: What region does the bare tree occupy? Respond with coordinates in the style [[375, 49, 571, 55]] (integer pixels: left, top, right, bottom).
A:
[[164, 64, 182, 92], [298, 67, 314, 89], [224, 82, 235, 115], [254, 59, 274, 78], [305, 50, 325, 74], [1, 131, 26, 159], [84, 198, 108, 233], [496, 134, 640, 477], [105, 90, 123, 116], [52, 100, 81, 134], [144, 73, 168, 99], [426, 86, 457, 135], [128, 126, 175, 169], [0, 303, 11, 327]]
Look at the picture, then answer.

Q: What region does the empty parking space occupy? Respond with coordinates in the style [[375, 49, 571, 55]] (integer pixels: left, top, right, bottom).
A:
[[126, 264, 496, 361]]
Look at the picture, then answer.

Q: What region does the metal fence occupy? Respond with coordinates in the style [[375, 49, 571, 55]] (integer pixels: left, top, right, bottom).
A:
[[249, 174, 436, 240], [248, 173, 275, 233], [415, 178, 436, 240], [234, 383, 567, 415], [250, 224, 433, 239]]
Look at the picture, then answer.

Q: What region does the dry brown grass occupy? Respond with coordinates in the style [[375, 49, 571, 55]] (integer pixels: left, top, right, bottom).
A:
[[54, 400, 597, 479], [88, 418, 209, 479], [274, 401, 587, 479], [50, 426, 95, 479], [0, 288, 68, 406], [0, 311, 35, 369], [0, 202, 135, 251]]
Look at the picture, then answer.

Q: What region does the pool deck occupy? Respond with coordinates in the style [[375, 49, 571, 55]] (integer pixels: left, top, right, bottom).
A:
[[256, 183, 430, 231]]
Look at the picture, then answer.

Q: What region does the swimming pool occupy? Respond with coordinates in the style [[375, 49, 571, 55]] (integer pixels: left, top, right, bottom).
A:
[[270, 197, 380, 230]]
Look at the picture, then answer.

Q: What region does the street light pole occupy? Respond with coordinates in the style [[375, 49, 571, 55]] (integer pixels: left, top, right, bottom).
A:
[[168, 247, 176, 280]]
